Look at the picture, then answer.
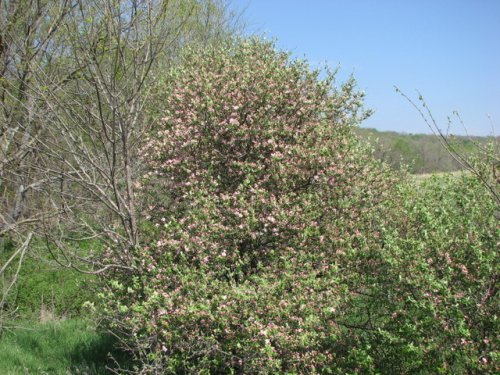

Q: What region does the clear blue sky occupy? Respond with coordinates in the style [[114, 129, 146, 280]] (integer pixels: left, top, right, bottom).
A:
[[231, 0, 500, 136]]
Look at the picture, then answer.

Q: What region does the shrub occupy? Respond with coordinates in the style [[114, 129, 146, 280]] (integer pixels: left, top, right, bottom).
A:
[[335, 171, 499, 374], [100, 39, 498, 374], [102, 39, 396, 373]]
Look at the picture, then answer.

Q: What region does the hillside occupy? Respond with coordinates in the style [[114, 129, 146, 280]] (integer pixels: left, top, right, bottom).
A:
[[356, 127, 497, 174]]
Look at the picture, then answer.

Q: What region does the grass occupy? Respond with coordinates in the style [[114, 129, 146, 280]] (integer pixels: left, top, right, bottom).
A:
[[1, 237, 101, 321], [0, 318, 124, 374], [412, 170, 465, 185]]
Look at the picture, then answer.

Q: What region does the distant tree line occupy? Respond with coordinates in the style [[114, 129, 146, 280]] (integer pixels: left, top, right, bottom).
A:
[[357, 127, 498, 174]]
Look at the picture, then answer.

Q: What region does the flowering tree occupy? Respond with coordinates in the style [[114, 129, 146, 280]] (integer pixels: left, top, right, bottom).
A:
[[102, 39, 397, 373]]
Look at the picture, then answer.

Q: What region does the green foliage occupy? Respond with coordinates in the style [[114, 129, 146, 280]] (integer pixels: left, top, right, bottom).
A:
[[13, 261, 95, 320], [0, 319, 123, 374], [338, 171, 499, 373], [0, 248, 97, 321]]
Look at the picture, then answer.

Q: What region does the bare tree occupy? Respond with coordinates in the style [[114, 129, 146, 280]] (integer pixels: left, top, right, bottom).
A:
[[36, 0, 240, 272], [0, 0, 73, 325], [1, 0, 241, 326]]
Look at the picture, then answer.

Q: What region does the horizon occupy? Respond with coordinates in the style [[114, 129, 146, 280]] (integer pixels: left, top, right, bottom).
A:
[[231, 0, 500, 136]]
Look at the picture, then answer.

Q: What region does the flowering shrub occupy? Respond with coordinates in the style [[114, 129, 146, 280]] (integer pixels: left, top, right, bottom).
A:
[[102, 39, 397, 373], [357, 173, 499, 373], [100, 39, 497, 374]]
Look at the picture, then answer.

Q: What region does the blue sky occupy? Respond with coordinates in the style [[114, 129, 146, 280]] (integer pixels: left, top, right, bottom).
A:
[[231, 0, 500, 135]]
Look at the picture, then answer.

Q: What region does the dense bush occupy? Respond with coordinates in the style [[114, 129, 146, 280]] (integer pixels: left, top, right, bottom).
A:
[[337, 172, 498, 373], [100, 39, 498, 374], [102, 39, 396, 373]]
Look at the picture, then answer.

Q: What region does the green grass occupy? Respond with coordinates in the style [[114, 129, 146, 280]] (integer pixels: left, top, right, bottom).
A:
[[412, 170, 465, 185], [0, 319, 125, 374], [1, 237, 103, 321]]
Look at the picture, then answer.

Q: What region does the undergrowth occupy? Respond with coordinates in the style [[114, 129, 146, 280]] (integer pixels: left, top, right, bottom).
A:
[[0, 319, 125, 374]]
